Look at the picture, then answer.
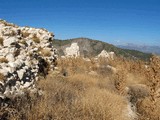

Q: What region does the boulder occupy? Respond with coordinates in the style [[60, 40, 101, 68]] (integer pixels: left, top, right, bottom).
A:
[[17, 69, 26, 80], [98, 50, 115, 60], [0, 19, 57, 103], [6, 54, 15, 62], [98, 50, 109, 58], [65, 43, 80, 57], [3, 37, 17, 47]]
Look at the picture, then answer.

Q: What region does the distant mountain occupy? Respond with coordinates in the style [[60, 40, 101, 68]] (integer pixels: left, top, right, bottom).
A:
[[53, 38, 152, 61], [117, 43, 160, 55]]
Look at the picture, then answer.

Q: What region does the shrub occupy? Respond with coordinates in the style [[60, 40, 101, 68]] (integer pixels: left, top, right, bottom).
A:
[[136, 56, 160, 120]]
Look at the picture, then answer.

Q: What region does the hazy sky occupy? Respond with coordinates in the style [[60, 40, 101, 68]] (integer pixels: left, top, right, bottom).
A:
[[0, 0, 160, 45]]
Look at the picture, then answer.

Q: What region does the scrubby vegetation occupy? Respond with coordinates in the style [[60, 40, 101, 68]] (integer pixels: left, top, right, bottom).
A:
[[53, 38, 152, 61], [0, 55, 160, 120]]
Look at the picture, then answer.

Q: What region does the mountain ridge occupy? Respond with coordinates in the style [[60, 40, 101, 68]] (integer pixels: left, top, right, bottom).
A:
[[53, 37, 152, 61], [117, 43, 160, 55]]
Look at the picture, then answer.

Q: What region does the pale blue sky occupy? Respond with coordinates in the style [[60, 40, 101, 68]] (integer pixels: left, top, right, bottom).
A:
[[0, 0, 160, 45]]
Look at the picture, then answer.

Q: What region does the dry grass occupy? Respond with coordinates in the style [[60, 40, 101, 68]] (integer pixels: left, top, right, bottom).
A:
[[0, 56, 160, 120], [32, 34, 40, 43], [0, 57, 8, 63], [23, 72, 131, 120], [136, 56, 160, 120], [0, 73, 5, 81], [40, 48, 51, 57]]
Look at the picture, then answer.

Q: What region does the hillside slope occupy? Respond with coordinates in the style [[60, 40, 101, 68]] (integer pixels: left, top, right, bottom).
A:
[[117, 44, 160, 55], [53, 38, 152, 61]]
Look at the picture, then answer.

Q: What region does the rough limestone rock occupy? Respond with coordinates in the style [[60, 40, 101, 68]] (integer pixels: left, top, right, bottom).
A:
[[0, 19, 57, 105], [64, 43, 80, 57], [3, 37, 17, 47], [6, 54, 15, 62], [98, 50, 114, 60]]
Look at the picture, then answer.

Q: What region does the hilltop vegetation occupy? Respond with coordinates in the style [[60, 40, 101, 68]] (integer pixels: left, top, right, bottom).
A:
[[53, 38, 152, 61]]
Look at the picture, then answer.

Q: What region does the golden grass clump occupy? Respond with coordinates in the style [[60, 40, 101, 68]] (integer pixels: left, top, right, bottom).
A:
[[58, 57, 93, 75], [32, 34, 40, 43], [114, 71, 127, 95], [0, 73, 5, 81], [24, 72, 131, 120], [0, 57, 8, 63], [40, 48, 51, 57]]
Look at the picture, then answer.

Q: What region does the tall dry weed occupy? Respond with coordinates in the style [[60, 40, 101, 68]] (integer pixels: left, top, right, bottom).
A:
[[136, 56, 160, 120]]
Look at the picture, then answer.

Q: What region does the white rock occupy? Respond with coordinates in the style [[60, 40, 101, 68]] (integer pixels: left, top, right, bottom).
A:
[[109, 52, 115, 60], [98, 50, 109, 58], [3, 37, 17, 47], [0, 19, 57, 102], [22, 82, 32, 89], [0, 68, 8, 76], [6, 54, 15, 62], [3, 87, 11, 97], [98, 50, 114, 60], [9, 47, 17, 53], [126, 102, 138, 120], [8, 62, 17, 68], [17, 54, 26, 60], [26, 40, 33, 46], [45, 42, 50, 47], [65, 43, 80, 57], [25, 60, 31, 67], [33, 47, 38, 51], [17, 69, 26, 80], [3, 66, 14, 73], [14, 59, 23, 68]]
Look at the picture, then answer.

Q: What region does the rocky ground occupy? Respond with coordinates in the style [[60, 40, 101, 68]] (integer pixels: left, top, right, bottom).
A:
[[0, 19, 57, 106]]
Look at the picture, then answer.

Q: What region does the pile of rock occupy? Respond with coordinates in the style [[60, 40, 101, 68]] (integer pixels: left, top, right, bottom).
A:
[[97, 50, 114, 60], [0, 20, 57, 104], [64, 43, 80, 57]]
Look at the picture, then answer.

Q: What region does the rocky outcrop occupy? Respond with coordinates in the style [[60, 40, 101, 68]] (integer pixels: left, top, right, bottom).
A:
[[98, 50, 114, 60], [64, 43, 80, 57], [0, 19, 57, 104]]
